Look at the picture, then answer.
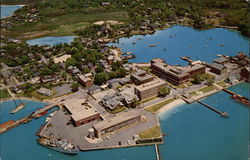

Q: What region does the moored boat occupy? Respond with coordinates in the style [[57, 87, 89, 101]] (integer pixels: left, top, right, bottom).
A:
[[37, 137, 79, 155], [232, 95, 250, 107], [149, 44, 156, 47], [10, 103, 27, 114]]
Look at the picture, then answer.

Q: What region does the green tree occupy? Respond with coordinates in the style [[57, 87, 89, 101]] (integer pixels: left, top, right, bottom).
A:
[[94, 72, 109, 85], [130, 97, 140, 108], [192, 74, 204, 84], [95, 65, 104, 73], [71, 82, 79, 92], [158, 86, 171, 97]]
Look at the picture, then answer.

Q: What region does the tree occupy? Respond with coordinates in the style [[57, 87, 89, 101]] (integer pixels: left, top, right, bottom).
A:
[[158, 86, 171, 97], [206, 78, 214, 86], [71, 82, 79, 92], [94, 72, 109, 85], [130, 97, 140, 108], [192, 74, 204, 84], [95, 65, 104, 73]]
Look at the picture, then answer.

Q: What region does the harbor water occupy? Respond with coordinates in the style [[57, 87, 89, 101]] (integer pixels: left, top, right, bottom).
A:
[[0, 5, 23, 19], [108, 25, 249, 65]]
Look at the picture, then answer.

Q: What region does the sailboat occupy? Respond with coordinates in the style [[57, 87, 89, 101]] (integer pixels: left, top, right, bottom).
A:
[[10, 97, 27, 114]]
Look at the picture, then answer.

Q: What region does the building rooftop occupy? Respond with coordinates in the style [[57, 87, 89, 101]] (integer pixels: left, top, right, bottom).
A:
[[53, 54, 71, 64], [79, 75, 91, 82], [210, 63, 226, 70], [93, 109, 140, 131], [131, 70, 154, 82], [64, 99, 99, 122], [213, 57, 228, 64], [135, 78, 167, 92], [152, 61, 204, 78]]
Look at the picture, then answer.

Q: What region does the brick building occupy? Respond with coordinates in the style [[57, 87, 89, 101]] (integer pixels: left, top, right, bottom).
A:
[[134, 78, 167, 100], [151, 58, 205, 86]]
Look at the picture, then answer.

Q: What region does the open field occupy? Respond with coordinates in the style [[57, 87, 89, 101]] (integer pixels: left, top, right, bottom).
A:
[[5, 9, 130, 39], [0, 89, 10, 99], [139, 125, 161, 139]]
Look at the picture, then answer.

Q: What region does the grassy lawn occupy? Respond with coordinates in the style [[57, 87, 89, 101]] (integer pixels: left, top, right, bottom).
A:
[[141, 96, 157, 103], [139, 126, 161, 139], [145, 98, 174, 113], [198, 85, 216, 93], [189, 85, 217, 97], [0, 89, 10, 99], [107, 106, 127, 114], [216, 81, 227, 87]]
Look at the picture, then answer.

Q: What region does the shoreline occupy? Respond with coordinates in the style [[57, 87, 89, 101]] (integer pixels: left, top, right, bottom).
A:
[[157, 99, 186, 116]]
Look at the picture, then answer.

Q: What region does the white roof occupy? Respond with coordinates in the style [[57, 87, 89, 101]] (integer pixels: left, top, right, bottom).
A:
[[64, 99, 99, 122]]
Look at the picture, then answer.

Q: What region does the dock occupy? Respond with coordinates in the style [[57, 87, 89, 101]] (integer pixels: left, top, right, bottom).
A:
[[155, 144, 161, 160], [0, 103, 59, 134], [223, 88, 250, 106], [195, 100, 229, 118]]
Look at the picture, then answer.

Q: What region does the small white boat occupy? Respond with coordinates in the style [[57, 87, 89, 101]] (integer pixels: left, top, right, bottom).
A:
[[149, 44, 156, 47], [10, 103, 27, 114]]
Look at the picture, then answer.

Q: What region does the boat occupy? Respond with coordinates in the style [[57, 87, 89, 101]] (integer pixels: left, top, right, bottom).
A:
[[35, 111, 48, 119], [0, 120, 15, 129], [132, 42, 136, 45], [10, 103, 27, 114], [149, 44, 156, 47], [220, 112, 229, 118], [232, 95, 250, 107], [37, 137, 79, 155]]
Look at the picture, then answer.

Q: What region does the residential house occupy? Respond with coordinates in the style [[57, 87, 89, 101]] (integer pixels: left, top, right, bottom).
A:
[[37, 87, 53, 96]]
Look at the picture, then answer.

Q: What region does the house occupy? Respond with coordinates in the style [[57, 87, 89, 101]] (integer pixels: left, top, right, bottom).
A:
[[240, 67, 250, 81], [12, 66, 23, 73], [209, 63, 227, 75], [78, 75, 93, 87], [101, 94, 124, 111], [119, 77, 131, 85], [37, 87, 53, 96], [108, 78, 120, 88], [101, 2, 111, 6], [88, 85, 101, 94], [107, 55, 114, 65], [213, 57, 229, 64]]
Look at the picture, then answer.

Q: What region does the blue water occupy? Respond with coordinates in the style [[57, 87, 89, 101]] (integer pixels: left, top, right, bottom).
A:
[[109, 25, 249, 65], [26, 36, 77, 46], [1, 5, 23, 19], [159, 82, 250, 160]]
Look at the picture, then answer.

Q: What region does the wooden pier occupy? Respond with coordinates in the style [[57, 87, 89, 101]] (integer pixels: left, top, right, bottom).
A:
[[195, 100, 229, 118], [155, 144, 161, 160]]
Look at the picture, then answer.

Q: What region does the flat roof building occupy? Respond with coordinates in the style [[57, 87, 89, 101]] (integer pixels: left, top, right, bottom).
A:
[[92, 110, 142, 138], [134, 78, 167, 100], [151, 60, 205, 86], [131, 70, 154, 85], [63, 99, 101, 127], [209, 63, 227, 75]]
